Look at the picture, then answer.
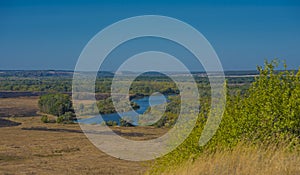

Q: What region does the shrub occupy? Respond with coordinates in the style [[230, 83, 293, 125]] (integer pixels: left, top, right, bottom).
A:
[[56, 116, 64, 123], [119, 118, 134, 127], [105, 120, 118, 126], [41, 115, 49, 123], [56, 112, 76, 124]]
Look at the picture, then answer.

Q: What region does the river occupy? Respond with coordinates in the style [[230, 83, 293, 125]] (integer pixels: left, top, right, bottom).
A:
[[76, 95, 168, 126]]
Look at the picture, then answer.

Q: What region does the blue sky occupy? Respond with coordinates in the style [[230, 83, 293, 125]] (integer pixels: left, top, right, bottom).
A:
[[0, 0, 299, 71]]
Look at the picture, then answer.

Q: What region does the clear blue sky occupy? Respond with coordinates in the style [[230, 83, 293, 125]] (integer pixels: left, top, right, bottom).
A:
[[0, 0, 299, 71]]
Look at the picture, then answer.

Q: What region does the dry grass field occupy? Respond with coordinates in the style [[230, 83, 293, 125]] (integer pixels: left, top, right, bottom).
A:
[[162, 144, 300, 175], [0, 97, 169, 175], [0, 116, 170, 175], [0, 97, 39, 117]]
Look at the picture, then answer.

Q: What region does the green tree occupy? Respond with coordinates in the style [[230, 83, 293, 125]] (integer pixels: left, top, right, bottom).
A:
[[38, 93, 75, 122]]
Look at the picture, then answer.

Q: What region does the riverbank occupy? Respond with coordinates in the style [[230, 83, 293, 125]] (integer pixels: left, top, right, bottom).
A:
[[77, 94, 170, 126]]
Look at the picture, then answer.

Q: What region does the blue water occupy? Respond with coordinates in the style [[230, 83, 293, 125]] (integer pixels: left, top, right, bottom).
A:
[[76, 95, 168, 126]]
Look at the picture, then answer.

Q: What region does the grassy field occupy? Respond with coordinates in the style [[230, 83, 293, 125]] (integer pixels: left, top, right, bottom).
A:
[[160, 144, 300, 175], [0, 97, 39, 117], [0, 97, 169, 175]]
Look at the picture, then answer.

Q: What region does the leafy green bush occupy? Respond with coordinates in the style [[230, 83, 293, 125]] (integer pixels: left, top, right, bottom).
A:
[[105, 120, 117, 126], [41, 115, 49, 123], [56, 116, 64, 124], [56, 112, 76, 124], [213, 60, 300, 147], [119, 118, 134, 127], [149, 60, 300, 174]]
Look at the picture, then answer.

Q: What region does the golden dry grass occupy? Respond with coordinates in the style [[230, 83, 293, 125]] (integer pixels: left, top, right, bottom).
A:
[[0, 97, 39, 117], [0, 116, 168, 175], [163, 144, 300, 175]]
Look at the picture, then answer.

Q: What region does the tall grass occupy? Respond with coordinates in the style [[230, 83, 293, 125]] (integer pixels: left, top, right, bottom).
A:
[[163, 142, 300, 175]]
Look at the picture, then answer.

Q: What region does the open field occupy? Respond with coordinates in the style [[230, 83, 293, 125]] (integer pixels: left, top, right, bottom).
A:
[[0, 116, 168, 175], [0, 97, 39, 118], [0, 96, 168, 174]]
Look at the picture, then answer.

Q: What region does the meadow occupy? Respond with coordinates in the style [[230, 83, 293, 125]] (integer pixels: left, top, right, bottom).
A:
[[0, 112, 168, 174]]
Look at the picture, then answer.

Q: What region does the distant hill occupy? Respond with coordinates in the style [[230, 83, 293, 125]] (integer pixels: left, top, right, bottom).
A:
[[0, 69, 295, 78], [0, 70, 114, 78]]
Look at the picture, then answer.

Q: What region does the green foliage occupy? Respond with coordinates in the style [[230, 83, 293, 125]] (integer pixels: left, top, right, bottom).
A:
[[130, 101, 140, 110], [0, 71, 253, 96], [119, 118, 134, 127], [96, 97, 140, 114], [130, 81, 179, 95], [214, 60, 300, 147], [56, 111, 76, 124], [41, 115, 49, 123], [150, 60, 300, 174], [56, 116, 64, 123], [96, 97, 116, 114], [0, 77, 72, 92], [152, 112, 179, 128], [105, 120, 118, 126], [38, 93, 74, 117]]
